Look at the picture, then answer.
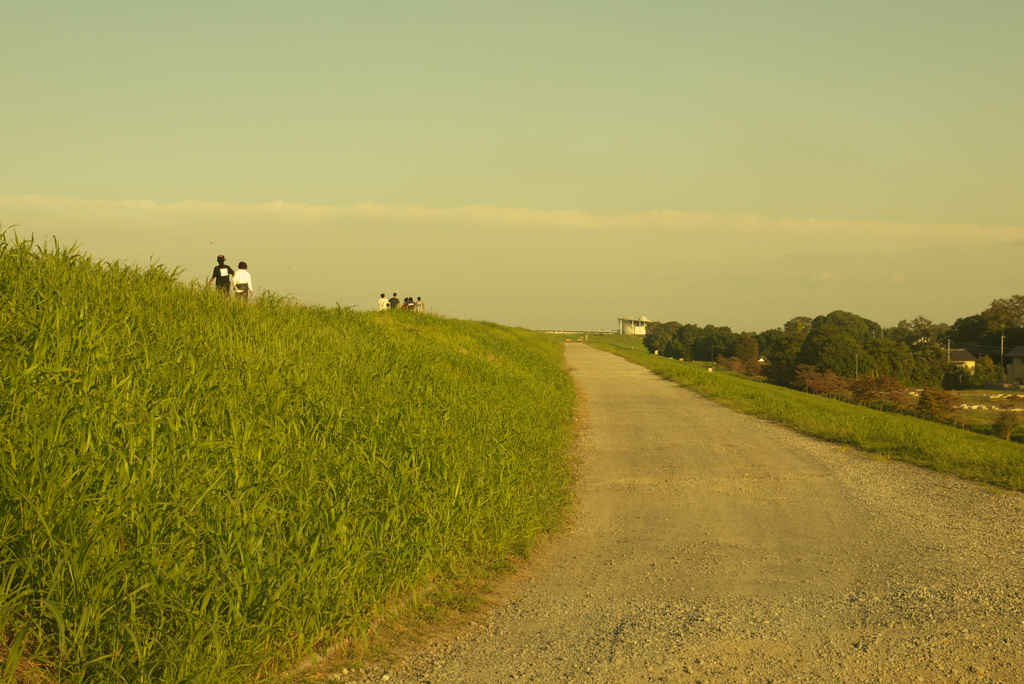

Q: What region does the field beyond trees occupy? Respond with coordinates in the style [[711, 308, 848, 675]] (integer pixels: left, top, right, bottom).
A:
[[0, 232, 576, 682]]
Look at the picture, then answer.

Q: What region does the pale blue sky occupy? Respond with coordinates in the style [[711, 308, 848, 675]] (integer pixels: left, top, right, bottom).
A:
[[2, 1, 1022, 330]]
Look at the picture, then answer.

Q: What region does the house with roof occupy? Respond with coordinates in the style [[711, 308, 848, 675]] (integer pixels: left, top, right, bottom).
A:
[[1004, 346, 1024, 385], [948, 349, 977, 372]]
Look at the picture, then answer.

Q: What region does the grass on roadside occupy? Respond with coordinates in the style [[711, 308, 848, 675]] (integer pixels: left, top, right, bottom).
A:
[[284, 555, 513, 683], [0, 231, 576, 683], [585, 334, 646, 353], [588, 336, 1024, 492]]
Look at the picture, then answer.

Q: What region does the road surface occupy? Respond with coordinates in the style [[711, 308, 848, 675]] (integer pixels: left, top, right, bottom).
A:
[[378, 344, 1024, 683]]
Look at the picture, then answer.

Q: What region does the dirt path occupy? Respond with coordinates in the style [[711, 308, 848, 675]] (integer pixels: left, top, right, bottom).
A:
[[379, 344, 1024, 683]]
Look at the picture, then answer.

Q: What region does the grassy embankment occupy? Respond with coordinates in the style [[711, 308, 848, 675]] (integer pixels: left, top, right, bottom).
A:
[[0, 232, 576, 683], [588, 335, 1024, 491]]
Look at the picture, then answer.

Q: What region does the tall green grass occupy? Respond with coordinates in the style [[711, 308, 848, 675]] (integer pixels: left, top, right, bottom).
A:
[[0, 232, 575, 682], [588, 336, 1024, 491]]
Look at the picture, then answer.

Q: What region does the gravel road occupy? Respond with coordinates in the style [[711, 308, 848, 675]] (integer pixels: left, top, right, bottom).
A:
[[373, 344, 1024, 683]]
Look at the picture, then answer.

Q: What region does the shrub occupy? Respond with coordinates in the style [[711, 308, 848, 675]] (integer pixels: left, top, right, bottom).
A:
[[716, 355, 746, 373], [791, 364, 819, 391], [742, 359, 764, 377], [917, 388, 962, 423], [792, 364, 850, 400], [850, 375, 911, 411], [992, 410, 1020, 440]]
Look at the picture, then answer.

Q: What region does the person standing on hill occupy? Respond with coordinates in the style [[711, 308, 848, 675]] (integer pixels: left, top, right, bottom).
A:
[[207, 255, 234, 295], [388, 293, 400, 310], [415, 297, 425, 312], [233, 262, 253, 301], [378, 293, 388, 311]]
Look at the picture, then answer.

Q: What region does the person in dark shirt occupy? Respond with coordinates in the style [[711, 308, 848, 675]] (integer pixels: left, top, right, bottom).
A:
[[207, 255, 234, 294], [388, 293, 400, 309]]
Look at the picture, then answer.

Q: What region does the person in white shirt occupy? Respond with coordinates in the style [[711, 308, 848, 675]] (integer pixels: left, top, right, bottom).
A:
[[378, 293, 388, 311], [233, 262, 253, 301], [414, 297, 425, 312]]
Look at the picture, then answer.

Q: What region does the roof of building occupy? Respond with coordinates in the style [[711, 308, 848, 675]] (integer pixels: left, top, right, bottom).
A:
[[949, 350, 977, 363], [1006, 346, 1024, 358]]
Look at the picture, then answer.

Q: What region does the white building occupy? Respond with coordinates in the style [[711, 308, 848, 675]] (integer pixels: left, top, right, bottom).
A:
[[618, 316, 649, 336]]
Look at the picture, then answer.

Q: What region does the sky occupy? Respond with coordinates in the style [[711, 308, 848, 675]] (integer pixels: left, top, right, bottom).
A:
[[2, 1, 1022, 332]]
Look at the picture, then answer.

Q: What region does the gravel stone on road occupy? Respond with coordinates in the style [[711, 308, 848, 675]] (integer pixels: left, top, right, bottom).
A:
[[379, 344, 1024, 683]]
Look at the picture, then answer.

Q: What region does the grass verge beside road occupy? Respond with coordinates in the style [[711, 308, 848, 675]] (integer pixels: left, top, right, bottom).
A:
[[587, 336, 1024, 492], [0, 232, 576, 683]]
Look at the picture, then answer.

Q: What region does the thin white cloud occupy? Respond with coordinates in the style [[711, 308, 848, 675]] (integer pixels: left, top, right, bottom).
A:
[[3, 194, 1021, 239]]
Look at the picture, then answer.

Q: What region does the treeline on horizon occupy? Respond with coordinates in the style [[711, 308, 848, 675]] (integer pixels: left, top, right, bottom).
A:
[[643, 295, 1024, 391]]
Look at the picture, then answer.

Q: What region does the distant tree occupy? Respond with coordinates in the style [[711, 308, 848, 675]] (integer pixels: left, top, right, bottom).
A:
[[863, 338, 917, 385], [810, 330, 865, 378], [917, 388, 961, 423], [881, 376, 914, 411], [944, 296, 1024, 352], [792, 365, 850, 400], [975, 355, 1002, 385], [948, 314, 990, 343], [849, 376, 885, 406], [643, 321, 679, 355], [892, 316, 949, 345], [816, 369, 851, 400], [799, 311, 881, 378], [756, 326, 781, 345], [756, 327, 784, 359], [670, 323, 703, 361], [759, 325, 810, 384], [908, 343, 949, 388], [733, 334, 759, 364], [663, 338, 687, 359], [983, 295, 1024, 331], [992, 410, 1020, 440], [784, 316, 813, 333], [810, 310, 882, 341], [692, 325, 736, 362], [849, 376, 911, 411], [943, 366, 980, 390], [792, 365, 820, 392]]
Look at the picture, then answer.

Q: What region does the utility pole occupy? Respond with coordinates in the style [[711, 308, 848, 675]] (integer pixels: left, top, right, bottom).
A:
[[1002, 333, 1006, 383], [947, 339, 950, 363]]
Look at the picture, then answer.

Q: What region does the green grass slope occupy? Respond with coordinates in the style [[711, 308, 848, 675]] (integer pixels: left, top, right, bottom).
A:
[[588, 336, 1024, 492], [0, 233, 575, 683]]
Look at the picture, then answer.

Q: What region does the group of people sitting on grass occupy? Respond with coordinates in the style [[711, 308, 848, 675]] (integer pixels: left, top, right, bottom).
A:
[[379, 293, 425, 312], [207, 255, 253, 301]]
